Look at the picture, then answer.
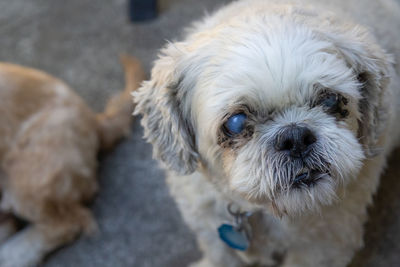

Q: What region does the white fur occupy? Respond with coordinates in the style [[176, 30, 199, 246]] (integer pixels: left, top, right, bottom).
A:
[[134, 0, 400, 266]]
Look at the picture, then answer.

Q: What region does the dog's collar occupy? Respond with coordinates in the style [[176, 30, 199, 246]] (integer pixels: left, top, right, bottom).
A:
[[217, 203, 253, 251]]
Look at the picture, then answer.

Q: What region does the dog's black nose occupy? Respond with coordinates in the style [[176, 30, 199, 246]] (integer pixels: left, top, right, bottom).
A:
[[275, 125, 317, 158]]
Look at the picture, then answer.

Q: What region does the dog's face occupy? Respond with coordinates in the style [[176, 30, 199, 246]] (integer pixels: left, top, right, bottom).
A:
[[134, 16, 390, 216]]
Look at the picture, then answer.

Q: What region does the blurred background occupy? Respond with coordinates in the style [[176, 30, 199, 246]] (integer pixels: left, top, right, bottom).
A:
[[0, 0, 399, 266]]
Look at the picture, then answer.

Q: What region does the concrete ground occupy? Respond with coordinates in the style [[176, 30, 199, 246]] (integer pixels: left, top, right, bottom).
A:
[[0, 0, 399, 266]]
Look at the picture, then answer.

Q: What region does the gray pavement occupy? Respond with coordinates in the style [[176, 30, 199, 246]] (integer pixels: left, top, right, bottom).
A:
[[0, 0, 399, 266]]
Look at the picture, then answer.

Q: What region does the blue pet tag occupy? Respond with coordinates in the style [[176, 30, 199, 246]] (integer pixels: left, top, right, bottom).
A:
[[218, 224, 250, 251]]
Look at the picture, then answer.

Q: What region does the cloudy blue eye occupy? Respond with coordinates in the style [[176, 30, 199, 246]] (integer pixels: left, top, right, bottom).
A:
[[224, 113, 247, 136]]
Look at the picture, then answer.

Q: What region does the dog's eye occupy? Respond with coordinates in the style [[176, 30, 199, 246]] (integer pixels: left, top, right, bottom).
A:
[[317, 92, 349, 117], [224, 113, 247, 136], [321, 93, 339, 110]]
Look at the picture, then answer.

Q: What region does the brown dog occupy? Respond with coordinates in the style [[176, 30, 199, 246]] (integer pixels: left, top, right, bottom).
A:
[[0, 56, 144, 267]]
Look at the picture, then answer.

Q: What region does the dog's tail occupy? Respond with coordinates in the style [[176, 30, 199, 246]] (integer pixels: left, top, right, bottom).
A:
[[96, 54, 145, 150]]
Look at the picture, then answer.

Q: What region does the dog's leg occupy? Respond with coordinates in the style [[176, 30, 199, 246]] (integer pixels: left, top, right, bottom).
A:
[[0, 208, 92, 267], [0, 187, 96, 267]]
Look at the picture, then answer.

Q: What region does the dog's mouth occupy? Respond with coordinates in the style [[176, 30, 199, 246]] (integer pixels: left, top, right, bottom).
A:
[[292, 169, 327, 188]]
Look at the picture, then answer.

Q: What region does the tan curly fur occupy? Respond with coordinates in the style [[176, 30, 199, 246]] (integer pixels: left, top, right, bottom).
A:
[[0, 55, 144, 267]]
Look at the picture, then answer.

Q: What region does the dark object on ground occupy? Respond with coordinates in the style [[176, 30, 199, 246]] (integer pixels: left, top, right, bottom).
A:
[[129, 0, 157, 22]]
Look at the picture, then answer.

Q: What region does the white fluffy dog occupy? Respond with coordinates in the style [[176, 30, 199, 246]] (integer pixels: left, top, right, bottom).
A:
[[134, 0, 400, 266]]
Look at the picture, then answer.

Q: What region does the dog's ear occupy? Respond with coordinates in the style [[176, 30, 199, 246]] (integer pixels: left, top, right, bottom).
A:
[[321, 26, 392, 156], [133, 43, 199, 174]]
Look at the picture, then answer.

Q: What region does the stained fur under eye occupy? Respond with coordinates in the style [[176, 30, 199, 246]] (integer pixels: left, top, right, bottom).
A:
[[218, 125, 254, 149]]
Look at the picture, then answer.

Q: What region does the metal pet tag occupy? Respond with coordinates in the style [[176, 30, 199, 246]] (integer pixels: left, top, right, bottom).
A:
[[218, 224, 250, 251], [217, 203, 252, 251]]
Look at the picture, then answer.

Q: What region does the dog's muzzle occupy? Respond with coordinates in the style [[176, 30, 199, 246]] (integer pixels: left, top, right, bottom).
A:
[[272, 124, 331, 189]]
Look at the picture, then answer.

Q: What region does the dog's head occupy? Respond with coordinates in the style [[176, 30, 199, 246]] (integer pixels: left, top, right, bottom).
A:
[[134, 14, 391, 216]]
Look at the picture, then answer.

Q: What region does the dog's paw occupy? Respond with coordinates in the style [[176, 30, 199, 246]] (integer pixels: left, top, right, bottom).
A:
[[0, 228, 43, 267]]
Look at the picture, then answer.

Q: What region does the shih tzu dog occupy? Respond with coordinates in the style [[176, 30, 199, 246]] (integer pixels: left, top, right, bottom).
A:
[[0, 55, 144, 267], [134, 0, 400, 266]]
